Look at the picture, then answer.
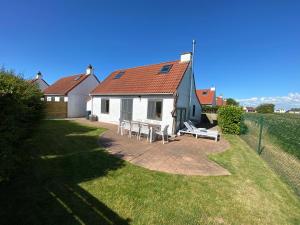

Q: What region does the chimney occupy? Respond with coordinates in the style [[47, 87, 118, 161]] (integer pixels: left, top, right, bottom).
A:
[[36, 71, 42, 79], [86, 64, 93, 75], [180, 52, 192, 63]]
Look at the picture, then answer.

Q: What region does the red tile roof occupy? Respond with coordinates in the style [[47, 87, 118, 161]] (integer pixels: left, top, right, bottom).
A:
[[44, 74, 90, 95], [216, 96, 225, 106], [91, 60, 190, 95], [196, 89, 215, 105]]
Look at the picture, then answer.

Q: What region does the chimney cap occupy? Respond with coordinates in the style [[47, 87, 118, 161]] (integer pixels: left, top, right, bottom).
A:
[[36, 71, 42, 79], [180, 52, 192, 62], [87, 64, 93, 69]]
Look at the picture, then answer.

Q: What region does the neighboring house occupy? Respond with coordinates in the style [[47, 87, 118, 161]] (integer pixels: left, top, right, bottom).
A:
[[216, 95, 226, 106], [44, 65, 100, 118], [196, 87, 216, 106], [287, 108, 300, 114], [243, 106, 256, 113], [29, 71, 49, 91], [275, 109, 286, 113], [90, 52, 202, 135]]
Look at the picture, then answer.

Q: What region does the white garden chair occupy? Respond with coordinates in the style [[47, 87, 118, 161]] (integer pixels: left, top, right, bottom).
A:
[[121, 120, 131, 137], [155, 125, 169, 144], [139, 123, 150, 141], [130, 121, 140, 139]]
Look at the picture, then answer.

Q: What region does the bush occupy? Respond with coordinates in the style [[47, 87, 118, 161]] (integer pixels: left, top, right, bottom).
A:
[[217, 106, 243, 134], [256, 103, 275, 113], [202, 105, 219, 113], [0, 69, 45, 181]]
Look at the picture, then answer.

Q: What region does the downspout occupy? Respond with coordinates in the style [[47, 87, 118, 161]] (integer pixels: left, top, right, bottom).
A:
[[188, 40, 196, 119]]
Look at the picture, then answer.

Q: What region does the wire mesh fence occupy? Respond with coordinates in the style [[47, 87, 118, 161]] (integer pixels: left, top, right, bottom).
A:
[[240, 113, 300, 197]]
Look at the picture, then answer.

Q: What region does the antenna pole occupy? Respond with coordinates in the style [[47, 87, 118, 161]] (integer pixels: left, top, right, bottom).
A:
[[189, 40, 196, 118]]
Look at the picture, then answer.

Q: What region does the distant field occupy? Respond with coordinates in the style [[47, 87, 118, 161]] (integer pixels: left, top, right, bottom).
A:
[[244, 113, 300, 159]]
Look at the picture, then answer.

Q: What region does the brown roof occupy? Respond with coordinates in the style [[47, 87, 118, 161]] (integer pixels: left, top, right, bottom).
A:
[[44, 74, 90, 95], [216, 96, 225, 106], [196, 89, 215, 105], [91, 60, 190, 95]]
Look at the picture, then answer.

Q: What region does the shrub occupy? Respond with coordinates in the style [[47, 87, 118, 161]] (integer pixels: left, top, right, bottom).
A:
[[0, 68, 45, 181], [256, 103, 274, 113], [217, 105, 243, 134], [202, 105, 219, 113]]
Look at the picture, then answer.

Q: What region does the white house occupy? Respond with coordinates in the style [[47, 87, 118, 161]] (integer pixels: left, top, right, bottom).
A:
[[29, 71, 49, 91], [275, 108, 286, 113], [44, 65, 100, 118], [89, 53, 202, 135]]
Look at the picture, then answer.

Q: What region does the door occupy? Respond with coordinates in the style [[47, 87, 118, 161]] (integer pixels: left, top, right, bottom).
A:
[[175, 108, 186, 131], [120, 99, 133, 121]]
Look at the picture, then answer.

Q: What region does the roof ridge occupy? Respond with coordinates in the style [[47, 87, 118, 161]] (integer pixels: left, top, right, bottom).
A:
[[112, 60, 181, 72]]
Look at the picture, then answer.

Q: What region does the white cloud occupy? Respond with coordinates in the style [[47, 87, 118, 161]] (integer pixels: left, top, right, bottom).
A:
[[237, 92, 300, 109]]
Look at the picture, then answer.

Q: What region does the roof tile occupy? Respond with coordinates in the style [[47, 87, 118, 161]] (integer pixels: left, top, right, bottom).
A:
[[91, 60, 189, 95]]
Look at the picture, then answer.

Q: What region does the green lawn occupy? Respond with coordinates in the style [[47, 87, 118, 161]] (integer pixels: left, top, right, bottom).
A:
[[0, 120, 299, 225]]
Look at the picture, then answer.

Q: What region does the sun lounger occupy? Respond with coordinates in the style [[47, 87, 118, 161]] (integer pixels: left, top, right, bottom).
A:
[[178, 122, 219, 142]]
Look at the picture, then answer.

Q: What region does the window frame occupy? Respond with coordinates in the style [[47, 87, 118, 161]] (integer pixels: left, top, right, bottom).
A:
[[147, 99, 163, 121], [192, 105, 196, 117], [159, 64, 173, 74], [101, 98, 110, 114], [114, 71, 125, 79]]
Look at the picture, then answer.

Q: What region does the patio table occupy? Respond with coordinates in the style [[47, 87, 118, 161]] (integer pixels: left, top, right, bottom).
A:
[[131, 120, 161, 143]]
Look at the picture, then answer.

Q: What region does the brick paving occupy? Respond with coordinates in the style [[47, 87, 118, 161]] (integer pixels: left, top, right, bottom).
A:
[[72, 118, 231, 176]]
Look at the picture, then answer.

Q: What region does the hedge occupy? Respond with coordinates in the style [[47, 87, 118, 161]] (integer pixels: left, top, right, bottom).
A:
[[217, 105, 243, 134], [202, 105, 219, 114], [0, 69, 45, 182]]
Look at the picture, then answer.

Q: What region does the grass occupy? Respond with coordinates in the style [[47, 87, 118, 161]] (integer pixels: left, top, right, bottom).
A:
[[0, 120, 300, 225]]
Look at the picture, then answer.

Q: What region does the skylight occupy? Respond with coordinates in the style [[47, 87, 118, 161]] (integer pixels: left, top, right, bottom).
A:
[[159, 64, 172, 74], [114, 71, 125, 79]]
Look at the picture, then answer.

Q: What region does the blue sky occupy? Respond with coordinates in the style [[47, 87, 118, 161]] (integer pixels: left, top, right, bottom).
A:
[[1, 0, 299, 108]]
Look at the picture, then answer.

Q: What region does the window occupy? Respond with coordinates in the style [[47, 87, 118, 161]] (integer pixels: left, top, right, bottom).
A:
[[47, 97, 52, 102], [101, 99, 110, 114], [64, 97, 68, 102], [159, 64, 172, 74], [192, 105, 196, 117], [202, 91, 207, 95], [114, 71, 125, 79], [54, 97, 60, 102], [147, 100, 163, 120]]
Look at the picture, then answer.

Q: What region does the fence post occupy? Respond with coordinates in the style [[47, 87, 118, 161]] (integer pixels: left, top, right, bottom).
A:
[[257, 116, 264, 154]]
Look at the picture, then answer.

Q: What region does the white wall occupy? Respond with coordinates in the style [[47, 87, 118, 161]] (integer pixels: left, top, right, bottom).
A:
[[35, 79, 49, 91], [91, 95, 174, 134], [176, 64, 202, 122], [68, 75, 99, 117]]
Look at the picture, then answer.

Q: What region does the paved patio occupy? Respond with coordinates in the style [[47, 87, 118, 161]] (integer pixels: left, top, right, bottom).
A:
[[72, 118, 231, 176]]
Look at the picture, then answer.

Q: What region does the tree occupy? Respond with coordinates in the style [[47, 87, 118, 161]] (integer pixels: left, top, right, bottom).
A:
[[226, 98, 239, 106], [0, 68, 45, 182], [256, 103, 275, 113]]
